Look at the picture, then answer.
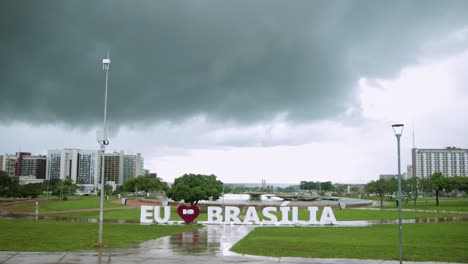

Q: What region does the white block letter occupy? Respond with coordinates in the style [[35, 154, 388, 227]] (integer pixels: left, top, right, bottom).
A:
[[291, 207, 302, 224], [243, 206, 260, 224], [140, 205, 153, 224], [207, 206, 223, 224], [307, 207, 319, 224], [279, 207, 291, 225], [225, 206, 241, 224], [154, 206, 171, 224], [319, 206, 337, 225], [262, 207, 277, 225]]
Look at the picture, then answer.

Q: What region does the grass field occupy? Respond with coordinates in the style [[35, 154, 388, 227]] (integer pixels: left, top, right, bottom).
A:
[[231, 222, 468, 263], [1, 196, 467, 261], [385, 197, 468, 211], [5, 197, 124, 212], [0, 219, 200, 251]]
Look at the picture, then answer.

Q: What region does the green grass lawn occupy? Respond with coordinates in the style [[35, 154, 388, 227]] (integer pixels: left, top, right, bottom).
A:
[[385, 197, 468, 212], [6, 197, 124, 212], [1, 197, 468, 261], [231, 222, 468, 263], [0, 219, 200, 251]]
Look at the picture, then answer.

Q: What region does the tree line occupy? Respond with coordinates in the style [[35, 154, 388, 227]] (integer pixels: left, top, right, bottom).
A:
[[365, 172, 468, 207], [2, 169, 466, 207], [0, 170, 80, 199], [0, 171, 224, 206]]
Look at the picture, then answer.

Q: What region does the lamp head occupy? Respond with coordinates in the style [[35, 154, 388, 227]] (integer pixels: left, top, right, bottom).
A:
[[102, 52, 111, 70], [102, 59, 110, 70], [392, 124, 404, 136]]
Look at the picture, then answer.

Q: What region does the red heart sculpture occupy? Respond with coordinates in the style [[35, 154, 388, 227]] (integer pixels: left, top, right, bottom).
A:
[[177, 205, 200, 224]]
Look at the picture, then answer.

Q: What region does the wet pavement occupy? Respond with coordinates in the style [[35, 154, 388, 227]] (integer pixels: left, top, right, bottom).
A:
[[0, 225, 465, 264]]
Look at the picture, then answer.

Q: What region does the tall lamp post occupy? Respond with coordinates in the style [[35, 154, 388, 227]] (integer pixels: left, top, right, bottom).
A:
[[97, 53, 110, 264], [392, 123, 404, 264]]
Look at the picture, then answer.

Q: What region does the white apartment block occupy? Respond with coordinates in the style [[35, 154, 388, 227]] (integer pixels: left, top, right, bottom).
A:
[[1, 154, 17, 177], [46, 149, 99, 186], [46, 149, 145, 188], [412, 147, 468, 178]]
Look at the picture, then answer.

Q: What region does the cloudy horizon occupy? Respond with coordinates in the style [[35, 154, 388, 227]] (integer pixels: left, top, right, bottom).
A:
[[1, 1, 468, 184]]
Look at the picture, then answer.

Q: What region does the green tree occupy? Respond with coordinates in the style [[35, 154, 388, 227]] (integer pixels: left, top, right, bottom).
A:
[[167, 174, 223, 205], [53, 178, 79, 199], [277, 185, 299, 193], [402, 177, 423, 206], [333, 184, 346, 195], [300, 181, 317, 194], [7, 177, 21, 199], [19, 183, 42, 199], [0, 171, 12, 197], [451, 176, 468, 193], [123, 175, 168, 193], [422, 172, 451, 206], [321, 181, 334, 192], [222, 185, 232, 194], [365, 179, 390, 207]]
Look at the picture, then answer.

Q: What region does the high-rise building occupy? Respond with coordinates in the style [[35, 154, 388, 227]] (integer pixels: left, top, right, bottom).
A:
[[20, 155, 47, 179], [2, 154, 17, 177], [412, 147, 468, 178], [0, 155, 3, 171], [15, 152, 31, 177], [101, 152, 124, 185], [46, 149, 99, 185], [406, 165, 413, 179], [123, 153, 144, 184], [102, 151, 146, 185], [46, 149, 146, 188]]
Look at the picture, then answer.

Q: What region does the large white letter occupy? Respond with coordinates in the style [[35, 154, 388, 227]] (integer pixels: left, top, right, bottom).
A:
[[279, 207, 291, 225], [243, 206, 260, 224], [319, 206, 337, 225], [225, 206, 241, 224], [207, 206, 223, 224], [291, 207, 302, 224], [154, 206, 171, 224], [307, 207, 319, 224], [262, 207, 277, 225], [140, 205, 153, 224]]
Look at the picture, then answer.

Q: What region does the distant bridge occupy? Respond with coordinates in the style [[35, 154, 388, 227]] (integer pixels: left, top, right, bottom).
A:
[[244, 192, 321, 201]]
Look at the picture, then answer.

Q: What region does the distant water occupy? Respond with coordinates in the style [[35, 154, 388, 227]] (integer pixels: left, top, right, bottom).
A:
[[215, 194, 283, 202], [205, 194, 372, 207]]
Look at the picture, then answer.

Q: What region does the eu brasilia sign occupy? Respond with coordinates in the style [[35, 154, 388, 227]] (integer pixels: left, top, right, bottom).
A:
[[140, 205, 337, 225]]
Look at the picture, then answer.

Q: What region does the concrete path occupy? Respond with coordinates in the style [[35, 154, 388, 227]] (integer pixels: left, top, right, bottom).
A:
[[0, 225, 463, 264]]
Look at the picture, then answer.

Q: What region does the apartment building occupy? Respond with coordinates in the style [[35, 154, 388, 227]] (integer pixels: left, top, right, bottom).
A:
[[46, 149, 99, 185], [20, 155, 46, 179], [412, 147, 468, 178], [46, 149, 145, 189], [123, 153, 144, 183], [2, 154, 17, 177]]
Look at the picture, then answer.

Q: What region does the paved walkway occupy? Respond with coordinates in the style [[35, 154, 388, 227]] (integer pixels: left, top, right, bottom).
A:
[[0, 225, 464, 264]]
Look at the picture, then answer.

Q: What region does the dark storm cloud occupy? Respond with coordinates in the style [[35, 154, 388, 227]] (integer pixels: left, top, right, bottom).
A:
[[1, 0, 467, 127]]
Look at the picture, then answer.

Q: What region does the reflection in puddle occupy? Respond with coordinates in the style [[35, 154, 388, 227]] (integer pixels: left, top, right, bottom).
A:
[[122, 225, 254, 257]]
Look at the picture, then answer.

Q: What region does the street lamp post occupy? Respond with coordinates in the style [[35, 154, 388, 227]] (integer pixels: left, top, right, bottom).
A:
[[97, 53, 111, 264], [392, 123, 404, 264]]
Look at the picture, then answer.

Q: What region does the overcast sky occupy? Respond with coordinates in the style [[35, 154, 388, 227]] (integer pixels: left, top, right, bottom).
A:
[[1, 1, 468, 184]]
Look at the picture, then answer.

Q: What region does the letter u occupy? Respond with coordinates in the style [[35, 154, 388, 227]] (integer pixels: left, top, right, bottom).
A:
[[154, 206, 171, 223]]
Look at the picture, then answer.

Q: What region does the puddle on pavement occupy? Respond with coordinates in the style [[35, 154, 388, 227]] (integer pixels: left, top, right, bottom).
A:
[[123, 225, 254, 256]]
